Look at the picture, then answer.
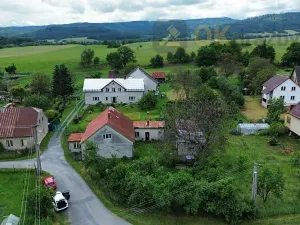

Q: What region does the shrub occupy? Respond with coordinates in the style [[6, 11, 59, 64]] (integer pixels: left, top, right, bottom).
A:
[[260, 122, 289, 137], [268, 136, 279, 146], [24, 94, 49, 110], [292, 153, 300, 167], [138, 91, 158, 110], [295, 168, 300, 178], [45, 109, 59, 122]]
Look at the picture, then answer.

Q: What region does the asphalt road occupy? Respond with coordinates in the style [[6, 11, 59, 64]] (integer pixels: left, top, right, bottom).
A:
[[0, 105, 131, 225]]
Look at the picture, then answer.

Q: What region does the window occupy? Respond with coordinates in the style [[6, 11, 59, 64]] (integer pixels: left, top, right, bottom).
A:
[[103, 133, 112, 139], [287, 116, 291, 124], [280, 96, 285, 100], [39, 120, 41, 123], [73, 142, 81, 149], [118, 88, 122, 92], [112, 88, 116, 92], [291, 96, 295, 101], [21, 139, 27, 147], [281, 86, 286, 91], [42, 117, 43, 121], [292, 87, 296, 91], [105, 97, 108, 101], [106, 88, 109, 92], [129, 96, 135, 101], [6, 140, 13, 147], [93, 97, 99, 101], [135, 132, 140, 138]]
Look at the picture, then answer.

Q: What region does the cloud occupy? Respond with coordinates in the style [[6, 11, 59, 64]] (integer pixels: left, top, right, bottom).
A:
[[0, 0, 299, 26]]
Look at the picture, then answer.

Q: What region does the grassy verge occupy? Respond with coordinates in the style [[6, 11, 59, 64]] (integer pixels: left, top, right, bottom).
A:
[[0, 131, 54, 162], [0, 169, 69, 225]]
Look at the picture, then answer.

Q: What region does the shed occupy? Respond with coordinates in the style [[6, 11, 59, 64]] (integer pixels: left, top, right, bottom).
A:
[[1, 214, 20, 225], [237, 123, 270, 135]]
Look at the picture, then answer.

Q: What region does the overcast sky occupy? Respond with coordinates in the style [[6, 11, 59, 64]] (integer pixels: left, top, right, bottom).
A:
[[0, 0, 299, 26]]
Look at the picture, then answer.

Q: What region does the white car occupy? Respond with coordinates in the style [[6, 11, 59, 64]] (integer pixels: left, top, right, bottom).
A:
[[52, 191, 69, 212]]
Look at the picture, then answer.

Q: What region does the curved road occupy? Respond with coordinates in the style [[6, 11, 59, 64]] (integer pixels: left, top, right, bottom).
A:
[[0, 106, 131, 225]]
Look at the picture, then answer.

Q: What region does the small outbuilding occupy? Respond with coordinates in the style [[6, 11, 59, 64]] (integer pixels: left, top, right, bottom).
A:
[[1, 214, 20, 225], [152, 72, 166, 83], [237, 123, 270, 135]]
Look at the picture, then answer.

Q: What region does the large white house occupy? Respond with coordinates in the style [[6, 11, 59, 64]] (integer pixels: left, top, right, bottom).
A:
[[126, 67, 159, 93], [261, 75, 300, 108], [83, 78, 145, 105], [0, 107, 48, 151]]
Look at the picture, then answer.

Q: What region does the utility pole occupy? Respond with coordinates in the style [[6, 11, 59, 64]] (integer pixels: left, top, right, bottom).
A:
[[34, 125, 42, 176], [252, 162, 260, 204]]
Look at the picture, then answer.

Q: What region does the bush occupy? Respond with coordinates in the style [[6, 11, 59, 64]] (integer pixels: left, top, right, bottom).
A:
[[0, 142, 4, 153], [292, 153, 300, 167], [208, 76, 219, 89], [45, 109, 59, 122], [138, 91, 158, 110], [24, 94, 49, 110], [268, 136, 279, 146], [260, 122, 289, 137]]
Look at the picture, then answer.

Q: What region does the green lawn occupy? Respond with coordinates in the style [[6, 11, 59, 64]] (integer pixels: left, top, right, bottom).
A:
[[242, 96, 268, 121], [0, 169, 68, 225]]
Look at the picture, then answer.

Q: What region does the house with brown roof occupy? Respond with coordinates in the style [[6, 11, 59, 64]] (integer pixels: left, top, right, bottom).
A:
[[285, 102, 300, 137], [68, 107, 165, 159], [0, 107, 48, 151], [152, 72, 166, 83], [261, 75, 300, 108]]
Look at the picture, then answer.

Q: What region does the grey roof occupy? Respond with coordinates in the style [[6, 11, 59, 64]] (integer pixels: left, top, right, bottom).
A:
[[290, 102, 300, 119], [291, 66, 300, 83], [126, 67, 159, 84], [262, 75, 289, 94]]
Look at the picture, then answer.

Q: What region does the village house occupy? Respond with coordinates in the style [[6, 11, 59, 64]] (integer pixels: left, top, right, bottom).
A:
[[285, 102, 300, 137], [0, 107, 48, 151], [133, 113, 164, 141], [68, 107, 165, 159], [108, 71, 120, 78], [126, 67, 159, 93], [290, 66, 300, 85], [261, 75, 300, 108], [152, 72, 166, 83], [83, 78, 145, 105]]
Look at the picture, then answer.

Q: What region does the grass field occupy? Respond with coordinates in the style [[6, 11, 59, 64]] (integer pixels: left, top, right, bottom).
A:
[[242, 96, 268, 121], [0, 169, 68, 225]]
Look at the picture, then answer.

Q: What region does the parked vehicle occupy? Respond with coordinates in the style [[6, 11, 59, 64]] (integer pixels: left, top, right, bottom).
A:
[[52, 191, 69, 212], [43, 176, 56, 190]]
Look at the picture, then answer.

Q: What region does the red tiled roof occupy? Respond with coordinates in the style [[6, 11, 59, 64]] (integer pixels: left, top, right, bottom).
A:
[[262, 75, 290, 94], [152, 72, 166, 79], [133, 121, 165, 129], [0, 107, 39, 138], [81, 107, 135, 143], [68, 133, 84, 142], [290, 102, 300, 119]]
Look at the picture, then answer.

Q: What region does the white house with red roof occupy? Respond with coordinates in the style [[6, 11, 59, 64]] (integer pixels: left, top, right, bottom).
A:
[[68, 107, 165, 159], [261, 75, 300, 108], [285, 102, 300, 137], [0, 107, 48, 151]]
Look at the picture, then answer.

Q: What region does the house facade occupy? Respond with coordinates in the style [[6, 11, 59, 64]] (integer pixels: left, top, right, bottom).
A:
[[83, 78, 144, 105], [261, 75, 300, 108], [285, 102, 300, 137], [126, 67, 159, 93], [133, 120, 164, 141], [0, 107, 48, 151], [68, 107, 135, 159]]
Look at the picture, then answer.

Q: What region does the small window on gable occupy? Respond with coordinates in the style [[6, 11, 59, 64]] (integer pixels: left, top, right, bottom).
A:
[[292, 87, 296, 91], [103, 133, 112, 140], [281, 86, 286, 91], [106, 88, 109, 92]]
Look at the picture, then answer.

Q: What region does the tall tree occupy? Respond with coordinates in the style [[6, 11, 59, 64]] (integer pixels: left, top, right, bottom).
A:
[[93, 56, 100, 67], [9, 86, 27, 103], [195, 46, 218, 67], [30, 73, 51, 95], [218, 53, 241, 77], [52, 64, 74, 104], [266, 98, 286, 124], [150, 54, 164, 68], [173, 47, 190, 63], [170, 68, 200, 100], [80, 48, 95, 68], [167, 52, 174, 63], [5, 63, 16, 74], [120, 62, 138, 77], [281, 42, 300, 67], [250, 41, 276, 62], [106, 46, 136, 70]]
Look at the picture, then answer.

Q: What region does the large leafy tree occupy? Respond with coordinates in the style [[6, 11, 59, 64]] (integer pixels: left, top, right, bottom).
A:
[[282, 42, 300, 67], [9, 86, 27, 103], [195, 46, 218, 67], [106, 46, 136, 70], [30, 73, 51, 95], [150, 54, 164, 68], [173, 47, 190, 63], [218, 53, 241, 77], [250, 41, 276, 62], [5, 63, 16, 74], [80, 48, 95, 68], [257, 167, 285, 202], [138, 91, 158, 110], [120, 62, 138, 77], [52, 64, 74, 103], [24, 94, 49, 110], [93, 56, 100, 67]]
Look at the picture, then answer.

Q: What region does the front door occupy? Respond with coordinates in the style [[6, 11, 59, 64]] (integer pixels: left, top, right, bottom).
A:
[[112, 97, 117, 103], [145, 132, 150, 141]]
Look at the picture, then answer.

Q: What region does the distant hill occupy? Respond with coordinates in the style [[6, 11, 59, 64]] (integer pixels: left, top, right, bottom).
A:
[[1, 12, 300, 41]]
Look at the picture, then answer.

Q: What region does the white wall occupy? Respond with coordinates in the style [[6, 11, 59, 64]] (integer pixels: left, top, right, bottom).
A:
[[262, 79, 300, 107], [85, 91, 144, 105], [285, 114, 300, 136], [68, 142, 81, 153], [82, 125, 133, 158], [37, 110, 48, 143], [134, 128, 164, 141], [127, 69, 158, 93]]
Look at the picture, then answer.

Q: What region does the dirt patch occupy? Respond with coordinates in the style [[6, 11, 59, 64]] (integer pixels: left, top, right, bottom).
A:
[[281, 147, 295, 155]]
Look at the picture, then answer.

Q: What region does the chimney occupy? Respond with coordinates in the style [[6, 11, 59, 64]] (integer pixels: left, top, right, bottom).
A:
[[146, 111, 150, 126], [108, 110, 111, 119]]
